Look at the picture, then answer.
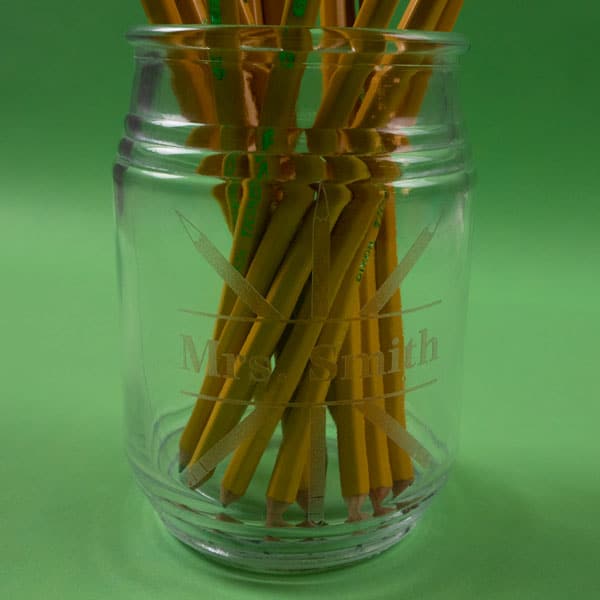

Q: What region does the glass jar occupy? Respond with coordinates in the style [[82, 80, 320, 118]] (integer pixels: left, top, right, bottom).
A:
[[114, 25, 472, 573]]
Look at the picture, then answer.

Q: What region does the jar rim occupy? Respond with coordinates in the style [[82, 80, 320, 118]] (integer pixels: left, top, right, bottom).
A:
[[127, 24, 468, 55]]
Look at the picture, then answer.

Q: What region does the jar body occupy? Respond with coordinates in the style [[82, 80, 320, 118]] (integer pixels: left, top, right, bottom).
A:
[[114, 26, 472, 572]]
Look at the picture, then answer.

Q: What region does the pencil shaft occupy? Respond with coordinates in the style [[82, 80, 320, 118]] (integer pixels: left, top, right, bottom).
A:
[[329, 289, 370, 499], [400, 0, 447, 30], [354, 0, 398, 28], [308, 2, 399, 154], [282, 0, 321, 26], [175, 0, 208, 22], [360, 252, 393, 493], [261, 0, 285, 24], [375, 198, 414, 488], [141, 0, 181, 23]]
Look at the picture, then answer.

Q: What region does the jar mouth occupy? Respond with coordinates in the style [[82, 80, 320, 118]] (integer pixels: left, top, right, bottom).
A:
[[127, 24, 468, 57]]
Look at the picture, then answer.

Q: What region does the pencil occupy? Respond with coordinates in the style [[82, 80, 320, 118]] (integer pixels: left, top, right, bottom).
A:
[[327, 289, 372, 521], [359, 251, 394, 515], [141, 0, 181, 23], [261, 0, 284, 24], [352, 0, 452, 131], [375, 197, 415, 496], [174, 0, 208, 22], [307, 0, 399, 155]]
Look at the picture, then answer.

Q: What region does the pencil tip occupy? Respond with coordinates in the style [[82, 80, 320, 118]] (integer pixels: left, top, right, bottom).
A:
[[266, 497, 292, 528], [186, 464, 212, 490], [344, 494, 369, 522], [216, 512, 242, 524], [295, 489, 309, 513], [220, 487, 241, 507], [370, 487, 394, 516], [392, 479, 414, 498], [175, 209, 200, 243], [178, 451, 190, 473]]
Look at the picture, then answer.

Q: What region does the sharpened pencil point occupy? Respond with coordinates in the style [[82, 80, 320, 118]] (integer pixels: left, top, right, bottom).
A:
[[296, 489, 309, 513], [220, 487, 241, 507], [266, 497, 292, 528], [370, 487, 394, 516], [178, 451, 191, 473], [216, 512, 242, 524], [186, 466, 212, 490], [344, 495, 370, 523], [392, 479, 414, 498]]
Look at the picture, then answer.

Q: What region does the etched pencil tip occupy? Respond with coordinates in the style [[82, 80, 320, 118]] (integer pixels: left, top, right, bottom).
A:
[[175, 209, 201, 244], [314, 183, 330, 221]]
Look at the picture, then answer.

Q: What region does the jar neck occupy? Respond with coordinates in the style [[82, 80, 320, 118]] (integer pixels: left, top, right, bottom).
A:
[[120, 26, 469, 179]]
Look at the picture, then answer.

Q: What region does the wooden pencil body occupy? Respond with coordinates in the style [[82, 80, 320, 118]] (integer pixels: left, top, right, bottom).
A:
[[375, 198, 415, 493], [329, 290, 370, 500], [359, 254, 393, 498]]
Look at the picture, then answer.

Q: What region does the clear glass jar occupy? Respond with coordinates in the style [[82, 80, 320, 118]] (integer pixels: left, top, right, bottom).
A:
[[114, 25, 472, 573]]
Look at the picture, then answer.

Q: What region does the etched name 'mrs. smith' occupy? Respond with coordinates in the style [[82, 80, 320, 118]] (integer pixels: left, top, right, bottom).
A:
[[180, 328, 439, 384]]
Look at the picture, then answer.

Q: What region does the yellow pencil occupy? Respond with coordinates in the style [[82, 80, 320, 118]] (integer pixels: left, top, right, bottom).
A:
[[375, 197, 415, 496], [329, 288, 370, 521], [307, 0, 399, 154], [174, 0, 208, 22], [359, 251, 394, 515]]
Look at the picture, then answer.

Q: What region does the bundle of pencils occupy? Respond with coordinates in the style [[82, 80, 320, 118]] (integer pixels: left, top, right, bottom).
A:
[[140, 0, 463, 526]]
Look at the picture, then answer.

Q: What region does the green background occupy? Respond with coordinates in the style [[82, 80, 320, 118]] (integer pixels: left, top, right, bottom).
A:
[[1, 1, 598, 598]]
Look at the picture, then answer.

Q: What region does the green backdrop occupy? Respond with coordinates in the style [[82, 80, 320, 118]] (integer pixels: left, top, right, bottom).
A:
[[1, 2, 598, 598]]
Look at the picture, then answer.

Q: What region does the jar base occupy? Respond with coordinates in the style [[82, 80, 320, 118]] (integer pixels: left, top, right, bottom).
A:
[[130, 438, 446, 574], [130, 429, 444, 573], [159, 508, 421, 573]]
